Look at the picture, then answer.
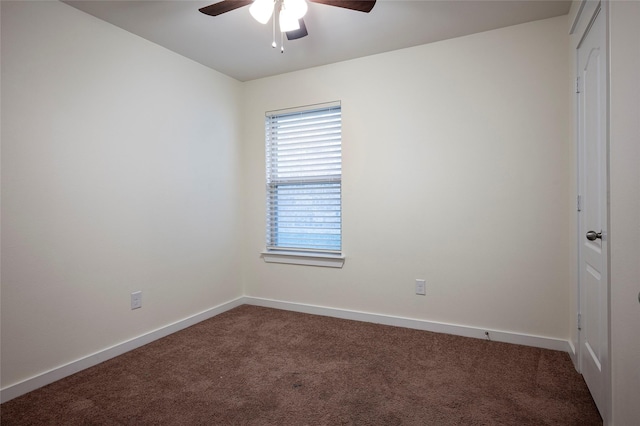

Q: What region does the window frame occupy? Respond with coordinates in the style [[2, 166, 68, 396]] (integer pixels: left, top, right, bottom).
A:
[[262, 101, 345, 268]]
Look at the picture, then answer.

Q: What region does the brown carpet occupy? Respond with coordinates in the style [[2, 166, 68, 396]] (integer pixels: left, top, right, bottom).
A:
[[1, 305, 601, 425]]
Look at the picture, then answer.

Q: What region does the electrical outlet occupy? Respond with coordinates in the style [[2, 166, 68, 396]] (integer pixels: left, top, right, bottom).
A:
[[131, 291, 142, 310], [415, 279, 426, 295]]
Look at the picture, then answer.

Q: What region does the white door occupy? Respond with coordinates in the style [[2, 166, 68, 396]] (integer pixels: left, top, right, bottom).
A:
[[577, 5, 608, 419]]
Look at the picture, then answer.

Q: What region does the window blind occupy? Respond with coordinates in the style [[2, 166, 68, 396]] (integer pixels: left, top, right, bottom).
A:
[[266, 102, 342, 253]]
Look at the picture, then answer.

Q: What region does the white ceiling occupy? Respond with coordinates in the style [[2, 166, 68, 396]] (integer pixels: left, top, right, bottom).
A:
[[64, 0, 571, 82]]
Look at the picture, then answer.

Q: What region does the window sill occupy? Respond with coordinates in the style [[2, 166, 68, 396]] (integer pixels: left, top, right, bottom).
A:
[[261, 251, 345, 268]]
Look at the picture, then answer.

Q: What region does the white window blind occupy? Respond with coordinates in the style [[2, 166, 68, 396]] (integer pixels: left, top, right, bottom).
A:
[[266, 102, 342, 253]]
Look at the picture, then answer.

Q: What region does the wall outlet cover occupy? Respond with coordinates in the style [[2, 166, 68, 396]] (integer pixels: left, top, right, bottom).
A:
[[131, 291, 142, 310]]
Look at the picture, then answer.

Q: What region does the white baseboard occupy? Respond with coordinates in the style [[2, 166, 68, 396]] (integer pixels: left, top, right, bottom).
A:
[[568, 339, 579, 370], [1, 295, 572, 404], [0, 297, 244, 404], [243, 297, 572, 353]]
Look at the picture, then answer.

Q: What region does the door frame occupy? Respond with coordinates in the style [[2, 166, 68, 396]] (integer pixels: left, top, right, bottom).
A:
[[570, 0, 611, 423]]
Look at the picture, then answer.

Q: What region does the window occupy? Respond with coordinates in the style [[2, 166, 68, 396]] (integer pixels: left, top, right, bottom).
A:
[[265, 102, 342, 263]]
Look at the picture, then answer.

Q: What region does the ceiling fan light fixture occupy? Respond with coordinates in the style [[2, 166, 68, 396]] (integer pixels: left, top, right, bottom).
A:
[[200, 0, 377, 54], [286, 0, 308, 20], [250, 0, 274, 24], [279, 7, 300, 32]]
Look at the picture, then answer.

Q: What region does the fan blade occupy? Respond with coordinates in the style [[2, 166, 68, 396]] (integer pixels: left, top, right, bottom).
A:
[[286, 19, 308, 40], [309, 0, 376, 13], [199, 0, 253, 17]]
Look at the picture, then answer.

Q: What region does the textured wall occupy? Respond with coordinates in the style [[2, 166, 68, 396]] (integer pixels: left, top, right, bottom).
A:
[[1, 1, 243, 388], [609, 1, 640, 423], [241, 16, 571, 340]]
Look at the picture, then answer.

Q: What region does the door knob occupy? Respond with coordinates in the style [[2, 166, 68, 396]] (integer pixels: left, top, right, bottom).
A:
[[586, 230, 602, 241]]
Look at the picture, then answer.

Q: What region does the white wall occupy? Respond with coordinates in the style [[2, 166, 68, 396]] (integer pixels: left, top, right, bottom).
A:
[[609, 1, 640, 423], [241, 17, 571, 340], [1, 1, 243, 389]]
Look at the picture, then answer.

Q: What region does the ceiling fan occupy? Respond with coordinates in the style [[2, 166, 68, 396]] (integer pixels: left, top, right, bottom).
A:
[[199, 0, 376, 47]]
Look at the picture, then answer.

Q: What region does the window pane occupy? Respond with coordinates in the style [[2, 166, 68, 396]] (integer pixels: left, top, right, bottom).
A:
[[268, 183, 341, 251]]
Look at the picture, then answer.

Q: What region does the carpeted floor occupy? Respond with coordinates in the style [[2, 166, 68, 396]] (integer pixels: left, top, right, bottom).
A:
[[1, 305, 602, 425]]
